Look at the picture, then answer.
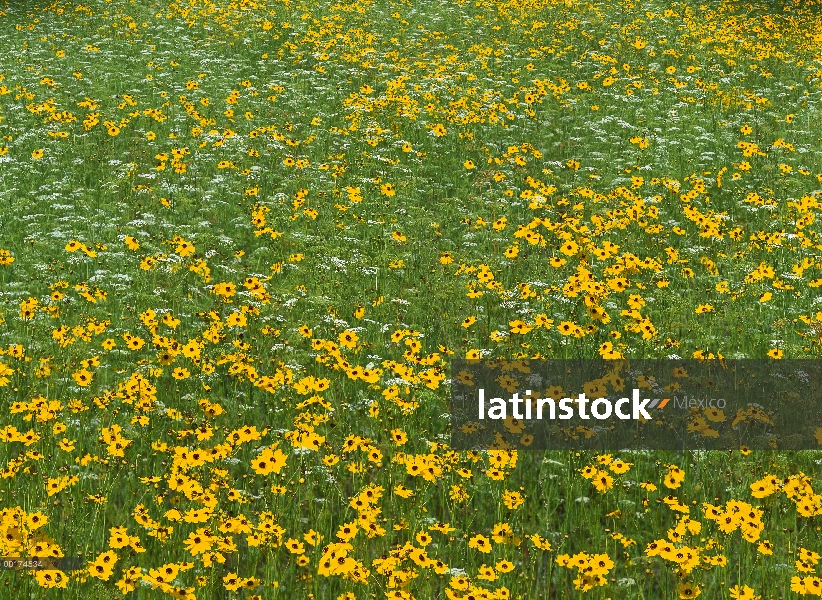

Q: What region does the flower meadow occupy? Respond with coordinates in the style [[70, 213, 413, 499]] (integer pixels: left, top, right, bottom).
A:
[[2, 0, 822, 596]]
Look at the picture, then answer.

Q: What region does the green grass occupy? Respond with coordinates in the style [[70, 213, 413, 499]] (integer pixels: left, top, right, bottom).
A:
[[1, 0, 822, 596]]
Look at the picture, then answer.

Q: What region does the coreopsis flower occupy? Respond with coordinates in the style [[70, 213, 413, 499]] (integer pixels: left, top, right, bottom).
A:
[[336, 522, 358, 542], [211, 281, 236, 298], [610, 459, 632, 474], [559, 241, 579, 256], [72, 368, 93, 386], [591, 470, 614, 492], [502, 490, 524, 509], [88, 550, 118, 581], [678, 582, 701, 599], [171, 367, 190, 380], [338, 330, 359, 348], [35, 570, 68, 589], [392, 485, 413, 499], [530, 534, 552, 551], [664, 465, 686, 489], [390, 429, 408, 445], [251, 446, 287, 476], [468, 534, 492, 553]]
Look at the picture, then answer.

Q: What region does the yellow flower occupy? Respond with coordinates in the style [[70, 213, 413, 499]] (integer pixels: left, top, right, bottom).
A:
[[72, 369, 93, 387], [251, 447, 288, 475], [171, 367, 190, 380], [678, 581, 701, 598], [729, 584, 760, 600], [610, 459, 632, 474], [591, 470, 614, 492], [502, 490, 524, 509], [559, 241, 579, 256], [468, 534, 492, 553], [338, 330, 359, 348]]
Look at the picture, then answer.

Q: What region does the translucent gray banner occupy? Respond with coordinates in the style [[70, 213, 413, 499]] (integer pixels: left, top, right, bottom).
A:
[[449, 360, 822, 450]]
